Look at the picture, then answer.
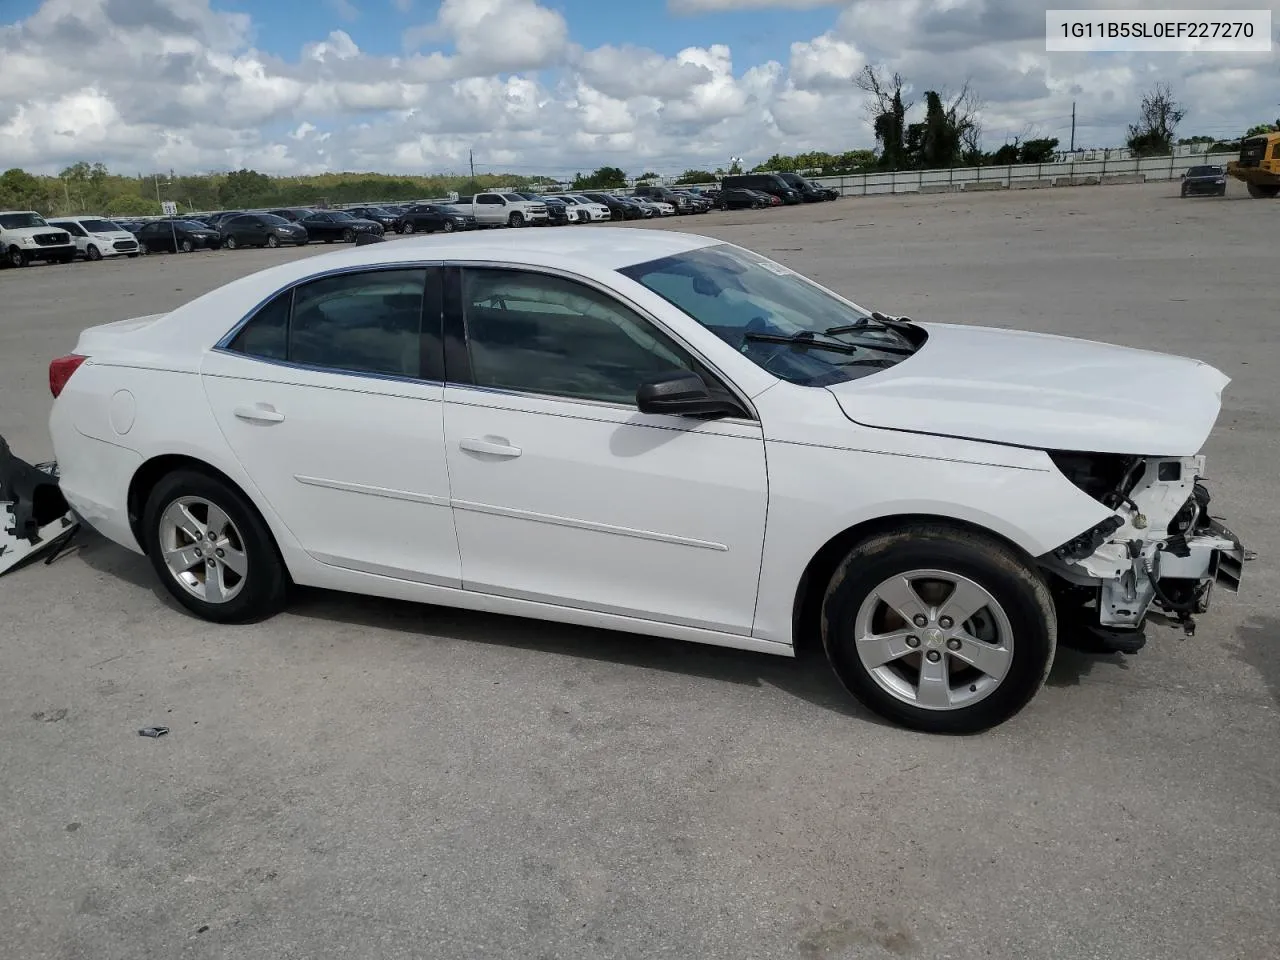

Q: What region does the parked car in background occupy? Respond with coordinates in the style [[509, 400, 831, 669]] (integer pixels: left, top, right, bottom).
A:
[[219, 213, 309, 250], [346, 206, 404, 231], [1180, 165, 1228, 198], [776, 172, 838, 201], [203, 211, 246, 228], [398, 203, 477, 234], [0, 210, 77, 267], [627, 197, 659, 218], [46, 216, 140, 260], [721, 173, 803, 204], [582, 192, 644, 220], [266, 208, 315, 223], [716, 188, 772, 210], [632, 184, 696, 214], [297, 210, 383, 243], [513, 193, 573, 225], [454, 192, 549, 228], [551, 195, 611, 221], [672, 190, 712, 213], [136, 219, 223, 253]]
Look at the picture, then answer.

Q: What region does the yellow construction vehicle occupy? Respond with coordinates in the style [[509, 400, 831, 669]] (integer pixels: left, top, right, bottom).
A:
[[1226, 131, 1280, 198]]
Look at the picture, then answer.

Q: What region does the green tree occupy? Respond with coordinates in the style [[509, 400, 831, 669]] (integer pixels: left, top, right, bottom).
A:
[[1126, 82, 1185, 157], [674, 169, 717, 184], [105, 193, 160, 216], [0, 168, 48, 211], [1019, 137, 1059, 164], [636, 171, 660, 181], [1244, 119, 1280, 137], [572, 166, 627, 189], [218, 168, 273, 208]]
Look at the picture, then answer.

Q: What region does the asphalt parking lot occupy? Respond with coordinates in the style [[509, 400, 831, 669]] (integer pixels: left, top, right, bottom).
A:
[[2, 182, 1276, 960]]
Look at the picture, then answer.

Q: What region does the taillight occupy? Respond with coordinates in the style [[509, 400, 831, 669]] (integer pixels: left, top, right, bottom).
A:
[[49, 354, 87, 398]]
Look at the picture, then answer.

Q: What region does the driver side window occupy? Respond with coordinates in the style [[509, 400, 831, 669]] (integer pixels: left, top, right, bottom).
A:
[[459, 268, 707, 405]]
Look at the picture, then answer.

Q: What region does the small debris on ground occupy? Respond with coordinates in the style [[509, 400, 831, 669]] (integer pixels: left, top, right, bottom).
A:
[[138, 726, 169, 738]]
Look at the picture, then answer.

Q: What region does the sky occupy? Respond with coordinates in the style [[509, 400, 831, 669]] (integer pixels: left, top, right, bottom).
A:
[[0, 0, 1276, 178]]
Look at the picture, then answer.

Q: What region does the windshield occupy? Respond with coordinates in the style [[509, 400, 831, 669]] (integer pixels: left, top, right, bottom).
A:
[[1186, 166, 1221, 176], [618, 243, 918, 387], [502, 193, 526, 202], [79, 218, 121, 232], [328, 211, 354, 220], [170, 220, 207, 230], [0, 212, 48, 229]]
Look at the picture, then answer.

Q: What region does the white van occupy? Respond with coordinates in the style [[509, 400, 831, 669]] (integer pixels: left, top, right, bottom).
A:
[[46, 216, 141, 261]]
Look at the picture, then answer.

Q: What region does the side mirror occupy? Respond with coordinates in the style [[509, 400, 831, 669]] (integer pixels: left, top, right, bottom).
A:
[[636, 371, 742, 419]]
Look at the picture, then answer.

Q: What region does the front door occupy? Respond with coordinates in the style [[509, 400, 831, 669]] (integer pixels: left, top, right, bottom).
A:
[[441, 266, 768, 635], [201, 265, 460, 586]]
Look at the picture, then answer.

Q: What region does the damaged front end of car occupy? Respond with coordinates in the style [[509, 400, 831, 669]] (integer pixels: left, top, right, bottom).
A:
[[0, 434, 78, 577], [1040, 451, 1248, 651]]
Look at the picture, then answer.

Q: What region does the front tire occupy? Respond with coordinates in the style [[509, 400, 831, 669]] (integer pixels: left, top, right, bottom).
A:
[[342, 228, 355, 243], [820, 524, 1056, 734], [86, 244, 103, 261], [442, 220, 455, 232], [7, 246, 27, 267], [508, 212, 525, 228], [266, 234, 279, 248], [225, 236, 238, 250], [181, 238, 194, 253], [142, 470, 289, 624], [1246, 182, 1280, 198]]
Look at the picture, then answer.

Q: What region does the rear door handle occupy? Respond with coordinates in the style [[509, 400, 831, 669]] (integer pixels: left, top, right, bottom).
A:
[[234, 403, 285, 424], [459, 437, 521, 458]]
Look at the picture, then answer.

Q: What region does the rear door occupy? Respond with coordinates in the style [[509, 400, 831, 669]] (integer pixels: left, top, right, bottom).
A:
[[201, 264, 461, 586]]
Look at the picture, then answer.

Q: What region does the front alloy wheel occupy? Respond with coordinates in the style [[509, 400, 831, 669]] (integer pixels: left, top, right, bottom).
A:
[[821, 524, 1055, 733], [443, 220, 455, 232], [266, 234, 279, 248], [342, 228, 355, 242], [86, 244, 102, 261], [225, 236, 238, 250]]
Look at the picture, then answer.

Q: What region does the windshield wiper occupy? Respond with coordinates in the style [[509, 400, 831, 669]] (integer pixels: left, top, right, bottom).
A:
[[744, 329, 915, 356]]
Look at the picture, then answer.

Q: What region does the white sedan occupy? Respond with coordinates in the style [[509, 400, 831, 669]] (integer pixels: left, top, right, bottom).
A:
[[39, 229, 1246, 732]]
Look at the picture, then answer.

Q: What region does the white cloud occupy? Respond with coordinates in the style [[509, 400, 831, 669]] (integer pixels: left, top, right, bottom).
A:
[[325, 0, 360, 22], [0, 0, 1276, 179], [669, 0, 845, 12]]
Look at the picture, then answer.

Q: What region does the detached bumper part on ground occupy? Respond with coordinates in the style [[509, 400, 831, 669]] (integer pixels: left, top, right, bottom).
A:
[[0, 437, 77, 576]]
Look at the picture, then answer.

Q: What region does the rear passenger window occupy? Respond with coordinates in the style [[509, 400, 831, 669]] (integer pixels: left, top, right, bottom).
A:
[[226, 269, 434, 379]]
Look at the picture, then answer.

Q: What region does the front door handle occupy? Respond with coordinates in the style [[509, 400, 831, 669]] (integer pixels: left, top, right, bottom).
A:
[[234, 403, 285, 424], [459, 437, 521, 458]]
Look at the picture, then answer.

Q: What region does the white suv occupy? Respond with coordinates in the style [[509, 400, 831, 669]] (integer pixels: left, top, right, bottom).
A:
[[46, 216, 140, 261], [553, 195, 611, 221], [0, 211, 77, 267]]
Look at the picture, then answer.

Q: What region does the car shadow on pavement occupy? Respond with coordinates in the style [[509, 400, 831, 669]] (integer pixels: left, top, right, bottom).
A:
[[286, 586, 896, 726], [68, 528, 889, 726]]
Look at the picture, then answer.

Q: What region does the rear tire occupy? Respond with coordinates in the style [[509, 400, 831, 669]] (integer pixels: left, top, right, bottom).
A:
[[225, 236, 238, 250], [820, 524, 1056, 734], [142, 470, 289, 624], [402, 221, 415, 234]]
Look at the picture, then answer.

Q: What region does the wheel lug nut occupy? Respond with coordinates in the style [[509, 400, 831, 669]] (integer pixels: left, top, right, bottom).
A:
[[947, 638, 962, 651], [216, 549, 224, 558], [926, 650, 942, 662], [194, 548, 202, 557], [912, 615, 928, 628], [906, 635, 920, 648], [939, 616, 954, 629]]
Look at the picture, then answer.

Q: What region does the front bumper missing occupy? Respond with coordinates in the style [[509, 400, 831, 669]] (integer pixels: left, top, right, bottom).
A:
[[0, 435, 78, 576], [1042, 456, 1250, 637]]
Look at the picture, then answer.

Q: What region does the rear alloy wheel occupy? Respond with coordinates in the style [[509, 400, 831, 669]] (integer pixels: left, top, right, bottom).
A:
[[508, 212, 525, 228], [342, 228, 355, 243], [86, 244, 102, 261], [225, 236, 238, 250], [266, 234, 279, 248], [143, 470, 289, 624], [821, 524, 1055, 734]]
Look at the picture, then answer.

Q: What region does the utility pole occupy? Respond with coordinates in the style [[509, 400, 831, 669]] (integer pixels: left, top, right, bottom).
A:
[[469, 149, 475, 179], [1070, 101, 1076, 152]]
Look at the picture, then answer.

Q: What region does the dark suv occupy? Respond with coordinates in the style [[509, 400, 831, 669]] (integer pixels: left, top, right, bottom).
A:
[[720, 173, 803, 205], [633, 184, 698, 213], [776, 172, 838, 202]]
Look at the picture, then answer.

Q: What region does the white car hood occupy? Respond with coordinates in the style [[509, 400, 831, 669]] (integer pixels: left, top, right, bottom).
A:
[[826, 322, 1230, 455]]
